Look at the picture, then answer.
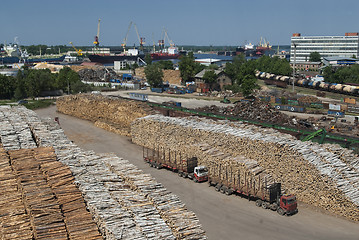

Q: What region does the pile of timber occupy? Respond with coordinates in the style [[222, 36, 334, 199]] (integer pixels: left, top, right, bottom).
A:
[[0, 146, 102, 240], [56, 94, 151, 137], [0, 105, 207, 239], [131, 115, 359, 221]]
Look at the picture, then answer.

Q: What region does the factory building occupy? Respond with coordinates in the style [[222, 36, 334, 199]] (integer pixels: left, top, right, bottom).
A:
[[290, 33, 359, 63]]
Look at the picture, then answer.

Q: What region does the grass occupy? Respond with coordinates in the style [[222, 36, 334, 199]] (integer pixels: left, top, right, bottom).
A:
[[22, 99, 56, 110]]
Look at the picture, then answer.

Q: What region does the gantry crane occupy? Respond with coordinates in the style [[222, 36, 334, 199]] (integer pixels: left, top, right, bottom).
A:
[[93, 19, 101, 47], [69, 42, 83, 56]]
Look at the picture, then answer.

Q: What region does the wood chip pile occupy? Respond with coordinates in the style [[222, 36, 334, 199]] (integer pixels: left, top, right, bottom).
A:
[[135, 67, 182, 85], [131, 115, 359, 221], [0, 146, 102, 240], [0, 105, 207, 239], [56, 94, 151, 137]]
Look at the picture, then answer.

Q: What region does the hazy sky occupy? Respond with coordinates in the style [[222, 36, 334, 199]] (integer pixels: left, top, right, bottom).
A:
[[1, 0, 358, 46]]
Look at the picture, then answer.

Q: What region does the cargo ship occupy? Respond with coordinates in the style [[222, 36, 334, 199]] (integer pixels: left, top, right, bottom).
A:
[[88, 48, 145, 64], [151, 46, 180, 60], [256, 37, 272, 51]]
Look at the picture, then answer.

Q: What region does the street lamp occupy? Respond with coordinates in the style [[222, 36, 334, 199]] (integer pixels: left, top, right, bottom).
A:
[[292, 43, 297, 92]]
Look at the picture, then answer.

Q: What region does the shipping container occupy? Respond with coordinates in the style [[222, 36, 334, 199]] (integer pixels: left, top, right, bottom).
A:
[[328, 110, 345, 118], [344, 98, 356, 105], [329, 104, 341, 111], [151, 88, 163, 93], [129, 93, 148, 101]]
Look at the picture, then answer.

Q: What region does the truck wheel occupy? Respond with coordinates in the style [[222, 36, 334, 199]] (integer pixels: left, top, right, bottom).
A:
[[270, 203, 278, 211], [215, 184, 221, 192], [255, 200, 262, 207], [220, 186, 226, 194], [261, 202, 269, 209], [150, 163, 154, 168], [194, 178, 198, 183], [155, 164, 160, 169], [225, 188, 232, 195], [277, 207, 285, 216]]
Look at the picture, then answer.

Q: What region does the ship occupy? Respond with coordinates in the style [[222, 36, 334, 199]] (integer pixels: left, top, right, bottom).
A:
[[150, 46, 180, 60], [88, 48, 145, 64], [256, 37, 272, 51]]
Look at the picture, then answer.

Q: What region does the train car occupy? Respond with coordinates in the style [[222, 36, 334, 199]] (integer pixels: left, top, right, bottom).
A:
[[334, 84, 344, 93]]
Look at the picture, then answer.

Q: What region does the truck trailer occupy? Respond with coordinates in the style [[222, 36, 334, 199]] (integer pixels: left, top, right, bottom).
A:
[[143, 146, 208, 182], [208, 162, 298, 215]]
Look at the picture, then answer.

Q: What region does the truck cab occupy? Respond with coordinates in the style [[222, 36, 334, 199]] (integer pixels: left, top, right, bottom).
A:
[[279, 194, 298, 215], [193, 166, 208, 182]]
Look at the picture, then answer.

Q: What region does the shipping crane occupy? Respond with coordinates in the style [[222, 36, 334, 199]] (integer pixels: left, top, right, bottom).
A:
[[93, 19, 101, 47], [133, 23, 145, 51], [122, 21, 133, 53], [69, 42, 83, 56], [163, 28, 175, 47]]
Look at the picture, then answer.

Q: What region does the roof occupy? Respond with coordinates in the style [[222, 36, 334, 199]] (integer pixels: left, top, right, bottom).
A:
[[323, 56, 357, 61], [195, 69, 223, 78]]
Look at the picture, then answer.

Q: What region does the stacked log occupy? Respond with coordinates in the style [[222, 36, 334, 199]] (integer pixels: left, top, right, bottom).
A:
[[0, 105, 207, 239], [131, 115, 359, 221], [0, 146, 33, 240], [4, 147, 102, 240], [135, 67, 182, 85], [56, 94, 151, 137]]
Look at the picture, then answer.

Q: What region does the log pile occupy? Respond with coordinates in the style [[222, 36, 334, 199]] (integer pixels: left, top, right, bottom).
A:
[[3, 147, 102, 240], [56, 94, 152, 137], [0, 105, 207, 239], [131, 115, 359, 221], [77, 67, 118, 82]]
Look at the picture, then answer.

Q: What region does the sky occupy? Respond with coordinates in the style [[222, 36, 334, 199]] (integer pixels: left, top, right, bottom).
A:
[[1, 0, 358, 47]]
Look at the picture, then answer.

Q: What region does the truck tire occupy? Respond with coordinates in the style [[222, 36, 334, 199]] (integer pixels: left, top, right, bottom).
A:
[[225, 188, 232, 195], [261, 202, 269, 209], [215, 184, 221, 192], [220, 186, 226, 194], [255, 200, 262, 207], [277, 207, 285, 216], [194, 178, 198, 183], [270, 203, 278, 211], [156, 163, 160, 169]]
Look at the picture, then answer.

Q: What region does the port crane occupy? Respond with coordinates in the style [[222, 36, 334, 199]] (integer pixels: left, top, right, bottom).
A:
[[122, 21, 145, 52], [69, 42, 83, 56], [93, 19, 101, 47]]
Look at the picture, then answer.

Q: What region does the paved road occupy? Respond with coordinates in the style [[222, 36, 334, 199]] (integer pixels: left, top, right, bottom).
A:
[[36, 106, 359, 240]]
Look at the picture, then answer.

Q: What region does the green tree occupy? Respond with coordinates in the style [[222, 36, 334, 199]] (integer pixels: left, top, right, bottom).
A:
[[208, 64, 219, 70], [202, 70, 218, 90], [144, 63, 164, 88], [56, 67, 80, 94], [179, 52, 204, 82], [157, 60, 174, 70], [0, 75, 16, 99], [240, 75, 259, 97], [144, 54, 152, 65], [309, 52, 321, 62]]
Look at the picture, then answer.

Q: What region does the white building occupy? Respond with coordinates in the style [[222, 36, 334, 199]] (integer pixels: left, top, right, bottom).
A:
[[290, 33, 359, 63]]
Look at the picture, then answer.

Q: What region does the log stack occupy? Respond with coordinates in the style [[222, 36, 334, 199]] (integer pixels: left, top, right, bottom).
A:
[[56, 94, 152, 137], [0, 105, 208, 239], [131, 115, 359, 221], [2, 147, 103, 240]]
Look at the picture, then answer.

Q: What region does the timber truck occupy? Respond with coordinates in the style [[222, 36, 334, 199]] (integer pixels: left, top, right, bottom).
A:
[[208, 162, 298, 216], [143, 146, 208, 182]]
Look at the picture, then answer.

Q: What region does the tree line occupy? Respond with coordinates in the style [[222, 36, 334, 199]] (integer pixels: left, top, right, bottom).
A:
[[144, 53, 292, 97], [323, 65, 359, 84], [0, 67, 91, 100]]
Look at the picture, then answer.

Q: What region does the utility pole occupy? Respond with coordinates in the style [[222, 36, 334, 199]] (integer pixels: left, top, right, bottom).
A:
[[292, 43, 297, 92]]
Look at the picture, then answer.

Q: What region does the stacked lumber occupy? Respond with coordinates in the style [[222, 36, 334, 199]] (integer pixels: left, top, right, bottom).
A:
[[131, 115, 359, 221], [0, 147, 33, 240], [6, 147, 102, 240], [1, 105, 207, 239], [0, 106, 36, 150], [56, 94, 151, 137]]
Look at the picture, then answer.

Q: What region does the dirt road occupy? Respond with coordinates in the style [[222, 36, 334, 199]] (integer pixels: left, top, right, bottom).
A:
[[36, 105, 359, 240]]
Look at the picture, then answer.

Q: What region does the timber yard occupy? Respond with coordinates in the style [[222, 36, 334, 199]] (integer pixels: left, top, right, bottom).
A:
[[1, 21, 359, 240]]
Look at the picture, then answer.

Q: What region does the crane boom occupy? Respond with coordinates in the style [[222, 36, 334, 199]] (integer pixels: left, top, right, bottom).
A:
[[164, 28, 175, 47], [69, 42, 83, 56], [133, 23, 145, 50], [122, 21, 133, 52], [93, 19, 101, 47]]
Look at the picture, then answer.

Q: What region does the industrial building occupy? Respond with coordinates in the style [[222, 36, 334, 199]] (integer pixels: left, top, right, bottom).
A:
[[290, 33, 359, 63]]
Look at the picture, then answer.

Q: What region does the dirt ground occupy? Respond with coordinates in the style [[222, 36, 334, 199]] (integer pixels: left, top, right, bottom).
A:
[[35, 105, 359, 240]]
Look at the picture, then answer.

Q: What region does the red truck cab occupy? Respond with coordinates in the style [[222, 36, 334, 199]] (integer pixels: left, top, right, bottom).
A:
[[279, 195, 298, 215]]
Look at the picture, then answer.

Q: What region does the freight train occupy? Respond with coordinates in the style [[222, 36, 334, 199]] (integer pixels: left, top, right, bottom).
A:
[[256, 71, 359, 96]]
